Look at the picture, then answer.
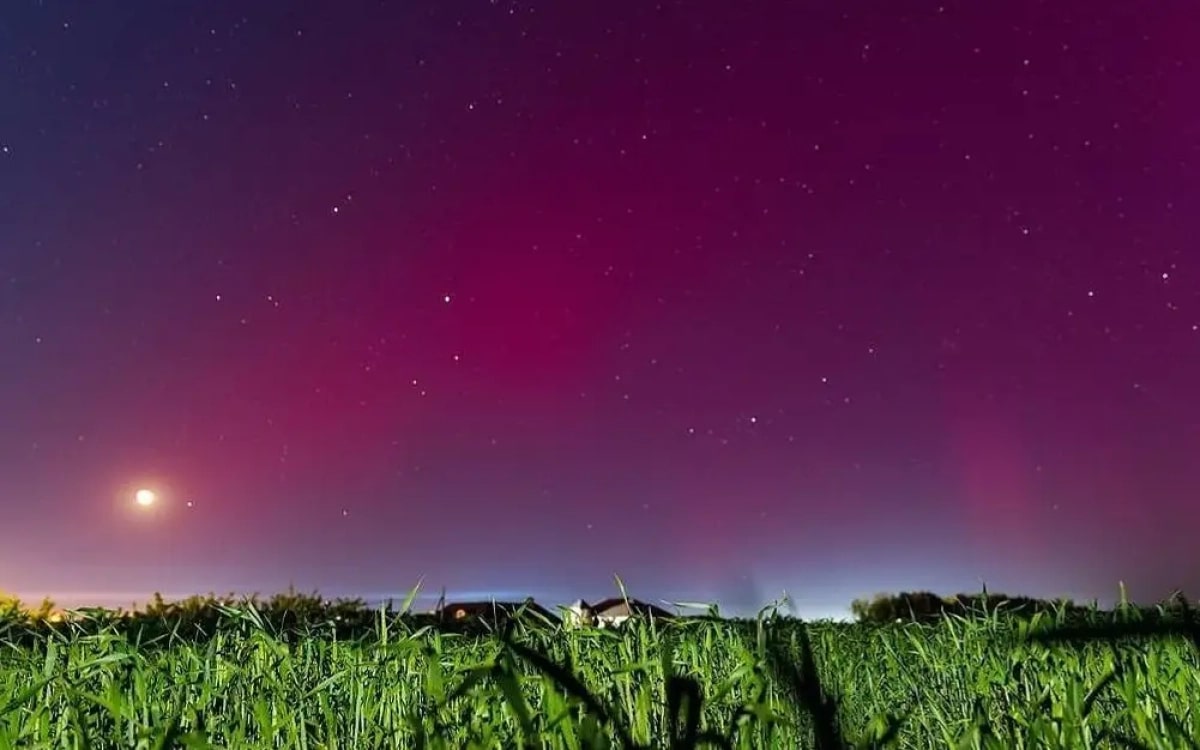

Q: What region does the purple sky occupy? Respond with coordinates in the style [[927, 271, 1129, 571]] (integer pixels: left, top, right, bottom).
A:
[[2, 1, 1198, 618]]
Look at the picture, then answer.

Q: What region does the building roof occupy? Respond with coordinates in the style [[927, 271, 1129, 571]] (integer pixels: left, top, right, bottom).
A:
[[590, 597, 674, 619], [437, 599, 558, 621]]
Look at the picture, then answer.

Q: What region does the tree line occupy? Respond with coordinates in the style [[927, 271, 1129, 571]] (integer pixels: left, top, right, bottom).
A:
[[848, 587, 1194, 624]]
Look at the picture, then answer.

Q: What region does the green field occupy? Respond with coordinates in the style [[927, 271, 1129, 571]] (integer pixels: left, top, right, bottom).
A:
[[1, 590, 1198, 749]]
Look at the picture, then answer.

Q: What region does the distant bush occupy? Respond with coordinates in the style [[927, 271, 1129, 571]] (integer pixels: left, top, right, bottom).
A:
[[0, 590, 55, 622]]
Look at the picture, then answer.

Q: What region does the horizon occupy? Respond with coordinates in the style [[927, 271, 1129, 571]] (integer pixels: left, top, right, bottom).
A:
[[8, 589, 842, 621], [8, 579, 1158, 623]]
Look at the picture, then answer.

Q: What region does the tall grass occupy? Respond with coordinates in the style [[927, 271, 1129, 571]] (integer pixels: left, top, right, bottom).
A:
[[0, 587, 1197, 748]]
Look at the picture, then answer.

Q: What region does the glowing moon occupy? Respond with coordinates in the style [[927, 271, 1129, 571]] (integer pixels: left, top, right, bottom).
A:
[[134, 488, 157, 507]]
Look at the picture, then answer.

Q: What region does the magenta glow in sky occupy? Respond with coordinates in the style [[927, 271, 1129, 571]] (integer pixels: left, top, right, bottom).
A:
[[2, 0, 1198, 615]]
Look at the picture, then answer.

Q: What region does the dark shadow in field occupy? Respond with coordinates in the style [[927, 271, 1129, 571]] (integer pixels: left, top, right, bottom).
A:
[[488, 590, 1199, 749], [490, 611, 901, 749], [1016, 595, 1200, 750]]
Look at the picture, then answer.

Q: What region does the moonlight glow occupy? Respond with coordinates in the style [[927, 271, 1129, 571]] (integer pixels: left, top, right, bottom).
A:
[[134, 489, 157, 507]]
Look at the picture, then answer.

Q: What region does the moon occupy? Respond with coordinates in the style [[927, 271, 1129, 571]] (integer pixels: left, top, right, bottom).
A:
[[134, 488, 157, 507]]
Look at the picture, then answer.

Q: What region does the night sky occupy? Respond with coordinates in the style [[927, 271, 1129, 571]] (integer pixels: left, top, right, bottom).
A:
[[3, 1, 1198, 619]]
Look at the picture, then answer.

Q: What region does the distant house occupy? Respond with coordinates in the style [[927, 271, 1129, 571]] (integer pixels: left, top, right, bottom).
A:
[[568, 597, 674, 628], [562, 599, 597, 628], [435, 598, 557, 626]]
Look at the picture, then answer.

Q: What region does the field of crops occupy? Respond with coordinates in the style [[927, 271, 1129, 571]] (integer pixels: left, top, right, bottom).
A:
[[1, 596, 1198, 749]]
